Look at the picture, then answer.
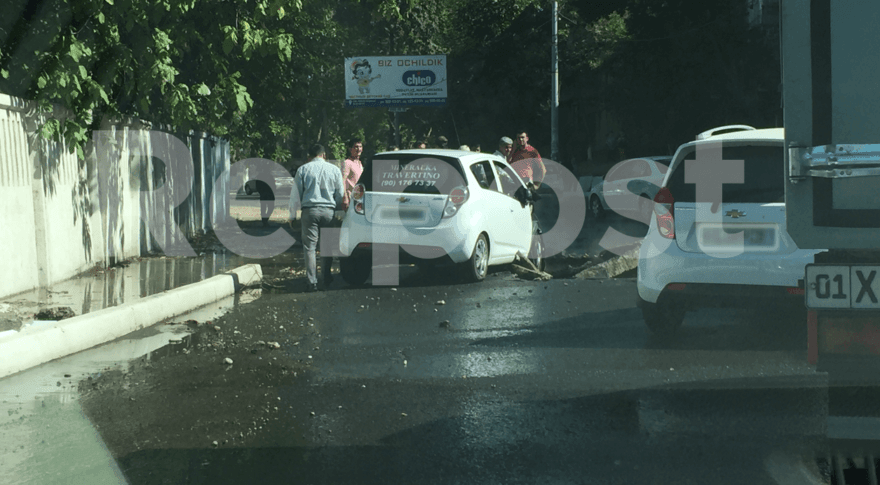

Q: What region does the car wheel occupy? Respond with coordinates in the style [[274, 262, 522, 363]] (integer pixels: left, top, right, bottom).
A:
[[340, 256, 371, 286], [641, 300, 685, 337], [461, 233, 489, 282], [590, 195, 605, 220], [529, 233, 546, 272]]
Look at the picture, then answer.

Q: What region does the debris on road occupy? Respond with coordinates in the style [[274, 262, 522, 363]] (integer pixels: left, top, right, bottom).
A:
[[223, 358, 234, 365], [34, 306, 76, 321], [511, 253, 552, 281], [574, 244, 640, 279]]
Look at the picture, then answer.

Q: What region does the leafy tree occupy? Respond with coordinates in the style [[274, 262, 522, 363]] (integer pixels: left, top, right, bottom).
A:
[[1, 0, 782, 170]]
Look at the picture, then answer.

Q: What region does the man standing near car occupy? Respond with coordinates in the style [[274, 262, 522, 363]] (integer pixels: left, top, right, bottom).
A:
[[510, 130, 546, 188], [493, 136, 513, 161], [341, 138, 364, 211], [254, 164, 276, 227], [289, 144, 344, 292]]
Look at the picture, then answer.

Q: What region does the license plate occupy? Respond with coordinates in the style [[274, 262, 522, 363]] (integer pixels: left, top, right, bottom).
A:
[[696, 224, 778, 250], [380, 207, 426, 221], [805, 264, 880, 309]]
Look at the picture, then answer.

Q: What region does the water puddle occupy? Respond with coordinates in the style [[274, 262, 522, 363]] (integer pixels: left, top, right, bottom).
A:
[[0, 251, 301, 332]]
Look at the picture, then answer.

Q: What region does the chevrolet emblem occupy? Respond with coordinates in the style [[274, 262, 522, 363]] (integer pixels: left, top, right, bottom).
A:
[[725, 209, 746, 218], [398, 197, 410, 203]]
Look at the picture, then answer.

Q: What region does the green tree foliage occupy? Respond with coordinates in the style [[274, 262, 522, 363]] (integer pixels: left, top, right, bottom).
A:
[[600, 0, 782, 156], [2, 0, 304, 157], [1, 0, 781, 167]]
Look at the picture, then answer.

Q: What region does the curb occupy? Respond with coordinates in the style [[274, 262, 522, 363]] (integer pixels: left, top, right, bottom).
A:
[[0, 264, 262, 380]]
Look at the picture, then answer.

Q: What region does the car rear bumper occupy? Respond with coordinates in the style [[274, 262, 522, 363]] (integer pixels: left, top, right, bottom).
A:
[[345, 244, 457, 266], [339, 213, 473, 263], [637, 233, 820, 304], [637, 282, 806, 312]]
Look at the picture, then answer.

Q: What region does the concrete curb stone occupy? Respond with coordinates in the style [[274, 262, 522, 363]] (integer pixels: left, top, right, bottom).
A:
[[0, 264, 262, 379], [575, 244, 641, 279]]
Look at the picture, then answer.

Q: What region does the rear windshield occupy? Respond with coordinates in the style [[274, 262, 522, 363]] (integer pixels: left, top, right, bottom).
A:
[[666, 145, 784, 203], [359, 154, 467, 195]]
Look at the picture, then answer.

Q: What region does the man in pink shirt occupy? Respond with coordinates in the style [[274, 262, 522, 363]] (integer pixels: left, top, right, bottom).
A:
[[341, 138, 364, 210]]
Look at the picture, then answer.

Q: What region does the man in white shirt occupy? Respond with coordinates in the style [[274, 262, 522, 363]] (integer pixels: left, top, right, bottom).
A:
[[493, 136, 513, 160], [289, 144, 344, 292]]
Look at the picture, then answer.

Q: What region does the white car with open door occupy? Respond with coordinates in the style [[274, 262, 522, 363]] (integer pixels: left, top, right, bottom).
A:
[[637, 126, 823, 335], [338, 149, 544, 285]]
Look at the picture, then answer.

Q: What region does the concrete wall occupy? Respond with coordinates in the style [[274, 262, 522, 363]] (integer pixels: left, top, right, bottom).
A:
[[0, 94, 231, 298]]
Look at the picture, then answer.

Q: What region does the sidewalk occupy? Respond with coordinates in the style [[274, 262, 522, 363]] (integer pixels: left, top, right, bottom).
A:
[[229, 204, 291, 222]]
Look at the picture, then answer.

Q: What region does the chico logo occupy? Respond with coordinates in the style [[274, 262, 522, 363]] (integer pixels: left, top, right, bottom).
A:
[[402, 70, 435, 86]]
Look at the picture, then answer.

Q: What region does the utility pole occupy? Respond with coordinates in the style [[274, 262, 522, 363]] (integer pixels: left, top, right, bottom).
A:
[[551, 1, 560, 162], [550, 2, 559, 162]]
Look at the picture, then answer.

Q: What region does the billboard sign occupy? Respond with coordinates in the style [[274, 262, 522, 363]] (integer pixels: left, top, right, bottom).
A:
[[344, 55, 447, 108]]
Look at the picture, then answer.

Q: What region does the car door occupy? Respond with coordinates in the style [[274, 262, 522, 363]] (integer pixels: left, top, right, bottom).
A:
[[468, 160, 515, 260], [490, 159, 533, 258]]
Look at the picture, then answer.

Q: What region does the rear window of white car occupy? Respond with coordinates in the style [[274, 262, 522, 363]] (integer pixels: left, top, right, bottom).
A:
[[666, 145, 785, 203], [359, 154, 468, 195]]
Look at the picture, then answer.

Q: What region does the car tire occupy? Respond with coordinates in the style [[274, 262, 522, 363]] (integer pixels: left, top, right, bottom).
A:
[[461, 233, 489, 283], [641, 300, 685, 337], [340, 256, 371, 286], [590, 195, 605, 220], [529, 233, 546, 272]]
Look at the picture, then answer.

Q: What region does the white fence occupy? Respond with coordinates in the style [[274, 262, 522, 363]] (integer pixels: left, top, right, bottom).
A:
[[0, 94, 230, 298]]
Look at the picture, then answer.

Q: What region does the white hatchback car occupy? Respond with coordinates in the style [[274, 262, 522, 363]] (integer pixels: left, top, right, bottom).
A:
[[637, 126, 823, 335], [585, 156, 671, 220], [338, 149, 544, 285]]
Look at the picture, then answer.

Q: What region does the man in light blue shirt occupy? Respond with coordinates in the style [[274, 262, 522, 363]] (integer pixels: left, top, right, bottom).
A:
[[289, 144, 344, 291]]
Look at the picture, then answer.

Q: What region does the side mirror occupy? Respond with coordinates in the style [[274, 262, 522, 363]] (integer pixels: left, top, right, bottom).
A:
[[526, 182, 541, 202]]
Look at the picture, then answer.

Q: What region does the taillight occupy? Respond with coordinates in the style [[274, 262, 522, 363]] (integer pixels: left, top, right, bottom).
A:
[[654, 187, 675, 239], [352, 184, 365, 215], [443, 186, 469, 218]]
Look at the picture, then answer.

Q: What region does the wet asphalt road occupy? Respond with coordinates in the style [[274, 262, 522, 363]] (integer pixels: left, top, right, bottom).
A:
[[67, 270, 826, 485]]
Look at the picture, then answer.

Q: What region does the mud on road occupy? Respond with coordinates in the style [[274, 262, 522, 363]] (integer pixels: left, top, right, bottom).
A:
[[79, 297, 320, 457]]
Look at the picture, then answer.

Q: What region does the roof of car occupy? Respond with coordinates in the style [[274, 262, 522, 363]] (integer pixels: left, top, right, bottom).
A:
[[695, 127, 784, 143], [373, 149, 496, 160]]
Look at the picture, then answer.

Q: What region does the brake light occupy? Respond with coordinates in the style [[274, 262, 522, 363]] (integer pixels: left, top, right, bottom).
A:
[[654, 187, 675, 239], [353, 184, 365, 214], [443, 186, 469, 218]]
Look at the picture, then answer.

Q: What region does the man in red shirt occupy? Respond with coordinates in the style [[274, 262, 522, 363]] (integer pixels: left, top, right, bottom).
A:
[[509, 130, 546, 188]]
